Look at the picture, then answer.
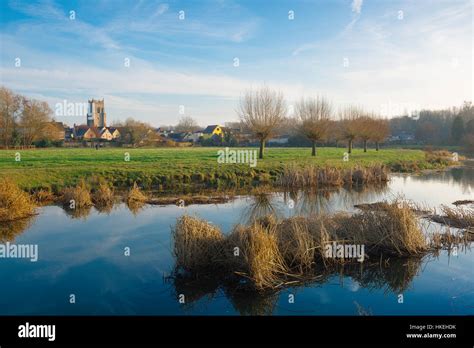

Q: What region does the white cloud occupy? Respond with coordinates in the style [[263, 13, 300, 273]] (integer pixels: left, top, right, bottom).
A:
[[351, 0, 363, 14]]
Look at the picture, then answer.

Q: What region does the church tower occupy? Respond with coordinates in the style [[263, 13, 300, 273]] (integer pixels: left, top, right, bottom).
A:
[[87, 99, 106, 127]]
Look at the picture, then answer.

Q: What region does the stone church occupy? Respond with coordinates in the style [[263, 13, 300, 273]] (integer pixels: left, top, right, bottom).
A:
[[87, 99, 107, 128], [73, 99, 120, 141]]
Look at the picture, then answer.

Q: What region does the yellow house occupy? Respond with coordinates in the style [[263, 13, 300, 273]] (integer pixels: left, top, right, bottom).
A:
[[203, 125, 223, 136], [99, 127, 113, 140], [108, 127, 121, 139]]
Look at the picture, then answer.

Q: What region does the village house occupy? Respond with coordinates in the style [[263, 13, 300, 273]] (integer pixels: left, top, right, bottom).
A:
[[202, 125, 224, 137], [99, 127, 113, 140], [73, 125, 101, 140], [108, 127, 121, 139], [183, 130, 204, 143], [156, 127, 174, 137]]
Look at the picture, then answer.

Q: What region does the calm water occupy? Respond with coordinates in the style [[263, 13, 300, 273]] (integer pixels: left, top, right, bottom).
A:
[[0, 167, 473, 315]]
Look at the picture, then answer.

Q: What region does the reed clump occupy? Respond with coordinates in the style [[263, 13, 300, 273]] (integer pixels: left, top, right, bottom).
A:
[[336, 200, 427, 255], [172, 199, 467, 291], [274, 217, 316, 272], [430, 228, 472, 250], [0, 178, 36, 222], [226, 223, 287, 289], [425, 150, 463, 165], [277, 164, 388, 188], [350, 165, 388, 185], [92, 180, 114, 208], [173, 215, 225, 272], [438, 205, 473, 229], [32, 189, 55, 205], [126, 182, 148, 204], [61, 179, 93, 209]]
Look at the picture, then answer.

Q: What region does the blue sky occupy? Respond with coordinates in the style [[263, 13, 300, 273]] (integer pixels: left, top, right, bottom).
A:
[[0, 0, 472, 127]]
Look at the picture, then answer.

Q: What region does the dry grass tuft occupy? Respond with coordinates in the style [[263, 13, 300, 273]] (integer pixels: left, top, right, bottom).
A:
[[0, 178, 36, 222], [173, 215, 224, 272], [127, 182, 148, 204], [426, 150, 464, 165], [92, 180, 114, 208], [32, 189, 55, 205], [61, 179, 93, 209], [275, 217, 316, 272], [226, 223, 287, 289], [126, 183, 148, 215], [337, 200, 427, 255], [437, 205, 474, 229], [278, 164, 388, 188], [430, 228, 471, 250], [350, 165, 388, 185]]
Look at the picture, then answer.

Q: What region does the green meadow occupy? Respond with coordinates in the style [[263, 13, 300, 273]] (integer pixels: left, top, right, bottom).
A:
[[0, 147, 442, 191]]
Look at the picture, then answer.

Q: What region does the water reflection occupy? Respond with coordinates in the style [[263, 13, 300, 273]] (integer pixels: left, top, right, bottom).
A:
[[225, 288, 279, 316], [63, 206, 93, 220], [241, 183, 391, 221], [171, 255, 423, 315], [126, 201, 146, 216], [343, 257, 423, 294], [404, 167, 474, 195], [242, 190, 282, 223], [94, 202, 115, 215], [0, 216, 36, 242]]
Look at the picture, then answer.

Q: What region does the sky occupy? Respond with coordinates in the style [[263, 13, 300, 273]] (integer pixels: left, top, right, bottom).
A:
[[0, 0, 472, 127]]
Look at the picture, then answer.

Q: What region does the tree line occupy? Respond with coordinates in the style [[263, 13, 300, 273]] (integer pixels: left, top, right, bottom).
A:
[[2, 85, 472, 154], [389, 101, 474, 150], [238, 86, 390, 159]]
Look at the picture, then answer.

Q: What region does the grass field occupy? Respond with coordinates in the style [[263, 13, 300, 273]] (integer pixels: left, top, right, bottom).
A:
[[0, 147, 446, 191]]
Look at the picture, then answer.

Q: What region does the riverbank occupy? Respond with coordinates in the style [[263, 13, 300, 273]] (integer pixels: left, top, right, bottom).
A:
[[0, 147, 460, 192]]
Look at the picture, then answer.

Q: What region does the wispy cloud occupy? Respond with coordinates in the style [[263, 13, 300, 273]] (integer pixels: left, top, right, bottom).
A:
[[1, 0, 471, 125], [8, 0, 64, 19], [351, 0, 363, 14], [152, 3, 169, 17]]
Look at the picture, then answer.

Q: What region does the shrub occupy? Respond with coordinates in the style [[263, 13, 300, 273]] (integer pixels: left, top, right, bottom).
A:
[[0, 178, 36, 222]]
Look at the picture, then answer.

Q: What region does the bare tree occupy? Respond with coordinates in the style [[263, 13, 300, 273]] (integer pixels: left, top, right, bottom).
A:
[[370, 117, 390, 151], [354, 113, 374, 152], [175, 116, 200, 133], [339, 106, 363, 154], [296, 96, 332, 156], [238, 86, 286, 159]]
